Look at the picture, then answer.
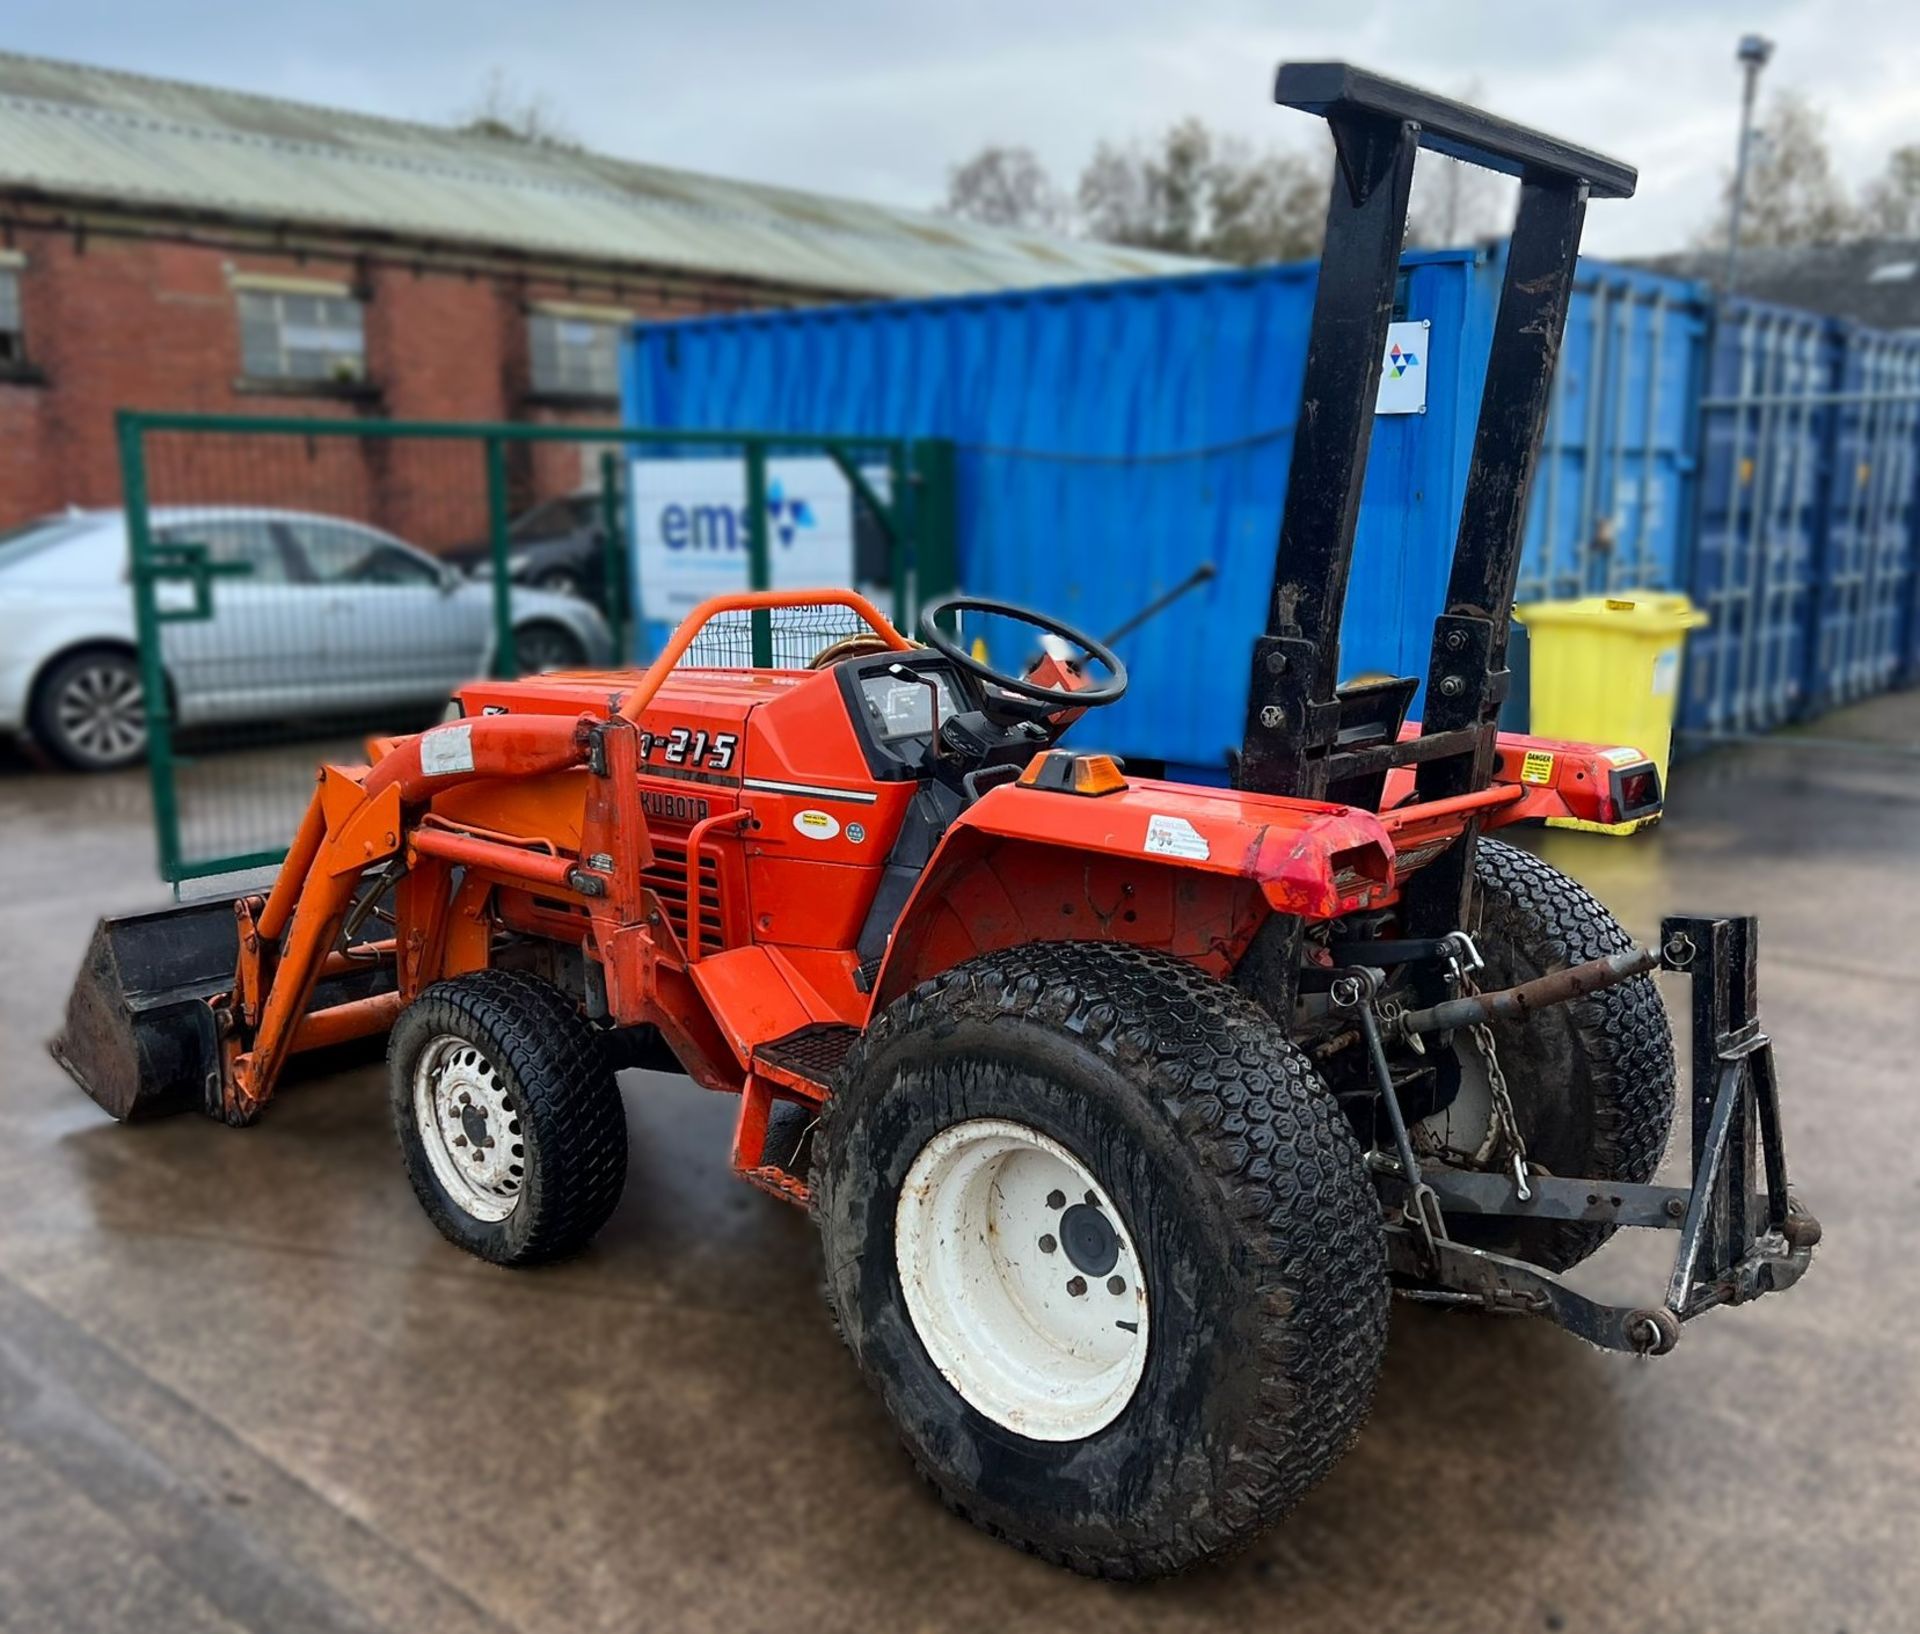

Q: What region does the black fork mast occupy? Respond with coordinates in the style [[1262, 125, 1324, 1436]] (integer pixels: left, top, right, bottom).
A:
[[1238, 64, 1635, 931]]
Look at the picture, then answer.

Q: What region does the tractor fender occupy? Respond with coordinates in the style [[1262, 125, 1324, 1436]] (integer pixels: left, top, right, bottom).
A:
[[869, 779, 1394, 1009]]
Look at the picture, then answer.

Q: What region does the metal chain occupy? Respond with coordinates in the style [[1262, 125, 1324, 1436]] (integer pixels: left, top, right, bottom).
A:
[[1461, 965, 1533, 1199]]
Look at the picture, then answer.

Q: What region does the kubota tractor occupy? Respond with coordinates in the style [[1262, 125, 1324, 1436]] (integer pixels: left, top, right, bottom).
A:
[[54, 65, 1817, 1579]]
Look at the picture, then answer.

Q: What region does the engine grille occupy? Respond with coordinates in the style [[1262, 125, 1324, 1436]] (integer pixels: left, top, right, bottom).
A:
[[644, 838, 723, 955]]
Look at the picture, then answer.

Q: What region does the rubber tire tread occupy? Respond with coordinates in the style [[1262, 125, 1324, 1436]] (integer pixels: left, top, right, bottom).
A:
[[1461, 839, 1677, 1270], [388, 969, 626, 1266], [812, 941, 1388, 1580]]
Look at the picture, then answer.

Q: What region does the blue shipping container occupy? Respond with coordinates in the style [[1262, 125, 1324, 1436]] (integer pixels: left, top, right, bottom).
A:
[[628, 251, 1706, 776], [1682, 299, 1920, 736]]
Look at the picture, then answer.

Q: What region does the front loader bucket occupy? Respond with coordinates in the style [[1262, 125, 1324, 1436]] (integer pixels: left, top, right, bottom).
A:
[[51, 898, 238, 1120]]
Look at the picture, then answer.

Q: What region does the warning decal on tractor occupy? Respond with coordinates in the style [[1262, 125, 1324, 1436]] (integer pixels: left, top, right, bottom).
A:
[[1519, 749, 1556, 785], [1144, 814, 1210, 861], [421, 723, 475, 777], [792, 808, 841, 841]]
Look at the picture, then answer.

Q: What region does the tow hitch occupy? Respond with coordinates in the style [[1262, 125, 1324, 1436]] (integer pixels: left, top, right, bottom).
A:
[[1347, 914, 1818, 1355]]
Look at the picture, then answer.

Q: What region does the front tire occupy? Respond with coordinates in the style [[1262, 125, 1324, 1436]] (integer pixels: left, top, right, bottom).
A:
[[388, 970, 627, 1266], [813, 942, 1388, 1580]]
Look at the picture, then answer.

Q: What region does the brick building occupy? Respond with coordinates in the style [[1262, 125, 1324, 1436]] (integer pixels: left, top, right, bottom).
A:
[[0, 53, 1190, 546]]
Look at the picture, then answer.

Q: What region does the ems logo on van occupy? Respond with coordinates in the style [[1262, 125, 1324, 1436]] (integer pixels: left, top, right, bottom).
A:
[[792, 809, 841, 841]]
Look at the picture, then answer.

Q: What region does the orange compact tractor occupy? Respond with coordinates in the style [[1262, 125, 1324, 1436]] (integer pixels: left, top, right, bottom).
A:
[[56, 65, 1817, 1578]]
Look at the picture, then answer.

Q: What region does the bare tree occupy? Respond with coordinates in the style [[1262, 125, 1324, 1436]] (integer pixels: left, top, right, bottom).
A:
[[1861, 145, 1920, 238], [459, 68, 579, 151], [1204, 138, 1326, 264], [942, 146, 1068, 233], [1700, 88, 1858, 250], [1078, 120, 1211, 252], [1077, 119, 1327, 264]]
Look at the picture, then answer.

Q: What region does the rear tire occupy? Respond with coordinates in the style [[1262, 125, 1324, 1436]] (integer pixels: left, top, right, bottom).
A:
[[388, 970, 626, 1266], [1436, 840, 1676, 1272], [32, 647, 148, 771], [813, 942, 1388, 1580]]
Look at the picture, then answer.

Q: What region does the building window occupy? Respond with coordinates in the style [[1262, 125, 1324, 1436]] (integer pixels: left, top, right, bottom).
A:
[[237, 287, 365, 383], [0, 267, 23, 366], [529, 311, 621, 398]]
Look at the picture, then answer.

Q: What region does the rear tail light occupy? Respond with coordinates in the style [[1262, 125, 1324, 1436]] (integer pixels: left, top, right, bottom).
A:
[[1611, 764, 1663, 818]]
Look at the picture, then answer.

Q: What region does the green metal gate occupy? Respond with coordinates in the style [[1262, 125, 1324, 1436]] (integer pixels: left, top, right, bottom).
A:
[[118, 411, 954, 886]]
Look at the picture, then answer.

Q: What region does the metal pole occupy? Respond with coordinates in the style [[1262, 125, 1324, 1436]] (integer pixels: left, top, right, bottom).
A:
[[598, 449, 628, 660], [745, 442, 773, 667], [484, 436, 517, 678], [120, 413, 185, 887], [1723, 35, 1775, 297]]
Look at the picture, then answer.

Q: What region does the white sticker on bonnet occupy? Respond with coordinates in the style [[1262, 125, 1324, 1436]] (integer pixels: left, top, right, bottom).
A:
[[420, 722, 475, 776], [1144, 814, 1210, 861]]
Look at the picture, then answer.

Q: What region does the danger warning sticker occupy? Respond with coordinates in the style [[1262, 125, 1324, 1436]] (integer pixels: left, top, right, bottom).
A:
[[1144, 814, 1210, 861], [1519, 749, 1556, 786]]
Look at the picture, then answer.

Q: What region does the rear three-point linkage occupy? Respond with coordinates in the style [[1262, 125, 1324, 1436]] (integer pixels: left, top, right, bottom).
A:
[[1325, 916, 1818, 1355]]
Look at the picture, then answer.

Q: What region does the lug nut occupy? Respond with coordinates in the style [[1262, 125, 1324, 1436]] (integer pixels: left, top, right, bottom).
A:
[[1038, 1233, 1057, 1254], [1107, 1276, 1127, 1295], [1066, 1276, 1087, 1297], [1046, 1190, 1065, 1210]]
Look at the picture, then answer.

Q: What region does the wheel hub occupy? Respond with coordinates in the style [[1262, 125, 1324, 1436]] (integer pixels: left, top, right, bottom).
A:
[[459, 1102, 491, 1147], [1057, 1201, 1119, 1277], [412, 1036, 525, 1222], [894, 1118, 1149, 1442], [57, 664, 145, 762]]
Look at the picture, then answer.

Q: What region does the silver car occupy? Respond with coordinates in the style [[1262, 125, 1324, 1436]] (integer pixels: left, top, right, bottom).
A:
[[0, 507, 615, 771]]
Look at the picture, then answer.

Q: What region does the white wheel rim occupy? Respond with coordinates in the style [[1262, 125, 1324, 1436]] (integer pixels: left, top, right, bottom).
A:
[[57, 664, 145, 761], [412, 1034, 527, 1223], [895, 1118, 1150, 1442]]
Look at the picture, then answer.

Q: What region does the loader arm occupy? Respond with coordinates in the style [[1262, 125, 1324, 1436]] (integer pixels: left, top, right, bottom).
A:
[[224, 712, 600, 1121], [56, 589, 912, 1127]]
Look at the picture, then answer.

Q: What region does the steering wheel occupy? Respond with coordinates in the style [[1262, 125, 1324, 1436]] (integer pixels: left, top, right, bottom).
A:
[[808, 632, 898, 669], [917, 595, 1128, 715]]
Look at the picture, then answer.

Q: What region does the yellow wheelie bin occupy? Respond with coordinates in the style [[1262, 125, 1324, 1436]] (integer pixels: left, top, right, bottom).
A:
[[1514, 592, 1707, 834]]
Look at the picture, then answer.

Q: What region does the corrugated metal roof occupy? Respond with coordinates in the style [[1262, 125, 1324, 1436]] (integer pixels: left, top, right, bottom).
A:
[[0, 52, 1209, 299]]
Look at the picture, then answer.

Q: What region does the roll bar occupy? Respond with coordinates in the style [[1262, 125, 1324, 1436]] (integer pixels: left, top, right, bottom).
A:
[[1274, 63, 1638, 198], [1238, 62, 1634, 937], [617, 590, 911, 724]]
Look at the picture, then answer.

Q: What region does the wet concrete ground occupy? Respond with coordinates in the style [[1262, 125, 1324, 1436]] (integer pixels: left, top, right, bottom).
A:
[[1, 698, 1916, 1634]]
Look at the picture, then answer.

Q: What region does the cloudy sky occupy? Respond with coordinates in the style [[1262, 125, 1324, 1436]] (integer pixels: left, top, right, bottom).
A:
[[6, 0, 1918, 257]]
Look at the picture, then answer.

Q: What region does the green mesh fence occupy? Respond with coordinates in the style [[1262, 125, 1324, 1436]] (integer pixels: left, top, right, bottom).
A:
[[116, 414, 943, 885]]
